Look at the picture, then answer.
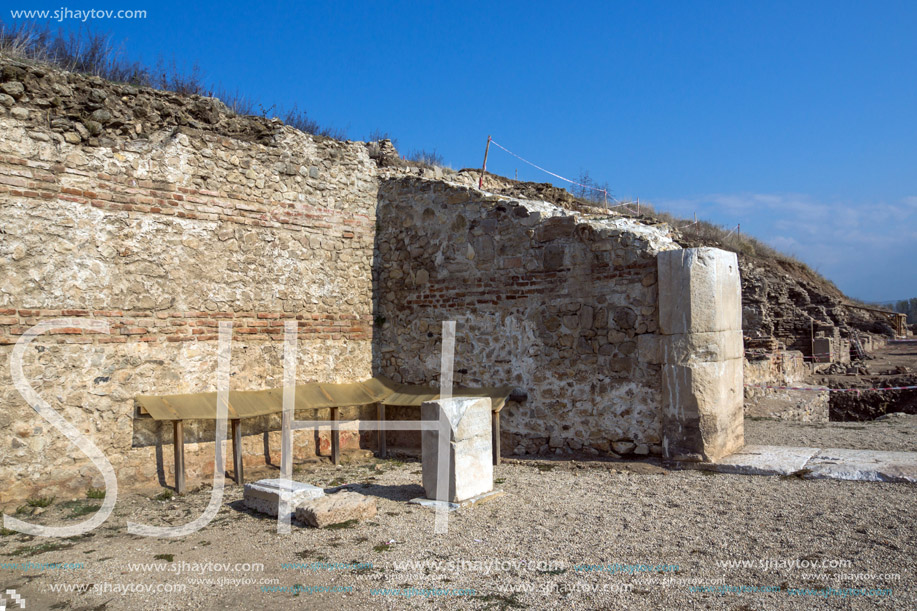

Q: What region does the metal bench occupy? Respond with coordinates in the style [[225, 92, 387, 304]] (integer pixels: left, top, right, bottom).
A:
[[136, 377, 515, 493]]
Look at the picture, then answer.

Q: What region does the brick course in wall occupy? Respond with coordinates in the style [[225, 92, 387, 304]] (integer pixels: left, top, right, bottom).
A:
[[0, 309, 372, 345], [0, 153, 373, 234]]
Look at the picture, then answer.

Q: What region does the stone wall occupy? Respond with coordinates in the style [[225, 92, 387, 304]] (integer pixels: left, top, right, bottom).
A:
[[0, 61, 378, 505], [374, 177, 679, 457], [744, 351, 808, 387], [743, 350, 828, 423], [1, 58, 755, 506]]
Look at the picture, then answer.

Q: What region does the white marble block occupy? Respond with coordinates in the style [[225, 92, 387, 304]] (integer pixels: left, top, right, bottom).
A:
[[421, 397, 493, 503], [657, 247, 745, 461], [657, 247, 742, 335], [243, 478, 325, 520]]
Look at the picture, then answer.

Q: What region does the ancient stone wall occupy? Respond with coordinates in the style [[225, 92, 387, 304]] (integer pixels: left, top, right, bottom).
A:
[[374, 177, 678, 457], [743, 343, 830, 423], [1, 58, 755, 507], [0, 61, 378, 505]]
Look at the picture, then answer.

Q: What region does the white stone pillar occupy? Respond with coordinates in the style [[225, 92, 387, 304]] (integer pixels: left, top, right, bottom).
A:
[[657, 248, 744, 461], [421, 397, 493, 502]]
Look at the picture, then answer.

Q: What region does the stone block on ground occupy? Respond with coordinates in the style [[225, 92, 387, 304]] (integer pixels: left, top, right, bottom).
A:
[[294, 491, 377, 528], [243, 479, 325, 518], [708, 445, 820, 476], [804, 449, 917, 483], [421, 397, 493, 503], [700, 445, 917, 483]]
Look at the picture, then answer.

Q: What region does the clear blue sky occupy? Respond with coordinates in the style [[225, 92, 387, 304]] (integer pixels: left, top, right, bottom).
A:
[[8, 1, 916, 301]]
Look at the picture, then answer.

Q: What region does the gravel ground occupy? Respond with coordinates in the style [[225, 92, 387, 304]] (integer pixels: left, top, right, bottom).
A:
[[2, 418, 914, 610], [745, 413, 917, 452]]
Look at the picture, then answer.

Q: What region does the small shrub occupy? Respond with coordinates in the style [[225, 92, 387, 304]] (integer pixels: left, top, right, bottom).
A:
[[26, 496, 55, 508], [153, 553, 174, 562], [407, 148, 445, 167], [154, 489, 174, 501], [69, 503, 101, 518], [282, 104, 346, 139], [86, 487, 105, 499], [325, 519, 358, 530], [367, 129, 397, 147]]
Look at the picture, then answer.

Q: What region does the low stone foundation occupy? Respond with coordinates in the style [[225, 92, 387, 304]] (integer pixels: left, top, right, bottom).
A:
[[744, 386, 830, 423]]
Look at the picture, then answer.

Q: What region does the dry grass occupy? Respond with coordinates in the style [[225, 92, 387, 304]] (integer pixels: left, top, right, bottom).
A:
[[0, 19, 343, 138]]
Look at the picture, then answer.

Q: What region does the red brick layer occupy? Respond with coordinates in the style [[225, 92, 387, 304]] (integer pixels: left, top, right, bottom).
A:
[[401, 264, 652, 309], [0, 155, 372, 237], [0, 309, 372, 345]]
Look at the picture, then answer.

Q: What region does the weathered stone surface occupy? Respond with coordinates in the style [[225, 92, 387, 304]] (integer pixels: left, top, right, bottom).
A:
[[744, 385, 830, 423], [658, 248, 742, 335], [243, 479, 325, 518], [804, 449, 917, 483], [422, 398, 493, 503], [662, 357, 744, 461], [708, 445, 819, 476], [703, 445, 917, 483], [660, 330, 744, 365], [375, 177, 677, 459], [658, 248, 745, 462], [294, 491, 377, 527], [0, 55, 771, 504], [1, 81, 24, 98], [611, 441, 636, 455]]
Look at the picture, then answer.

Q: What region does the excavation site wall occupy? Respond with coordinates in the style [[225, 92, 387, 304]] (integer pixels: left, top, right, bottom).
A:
[[0, 60, 377, 504], [0, 58, 745, 506]]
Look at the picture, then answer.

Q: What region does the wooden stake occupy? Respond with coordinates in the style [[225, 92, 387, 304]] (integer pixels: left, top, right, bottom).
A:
[[479, 135, 491, 189], [810, 319, 815, 361]]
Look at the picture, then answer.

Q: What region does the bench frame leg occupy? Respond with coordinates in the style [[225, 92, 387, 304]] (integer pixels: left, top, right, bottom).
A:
[[377, 404, 387, 458], [492, 411, 501, 466], [231, 418, 243, 484], [330, 407, 340, 465], [173, 420, 186, 494]]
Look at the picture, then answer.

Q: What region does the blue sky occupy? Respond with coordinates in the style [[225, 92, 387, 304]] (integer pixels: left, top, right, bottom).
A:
[[8, 1, 916, 300]]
